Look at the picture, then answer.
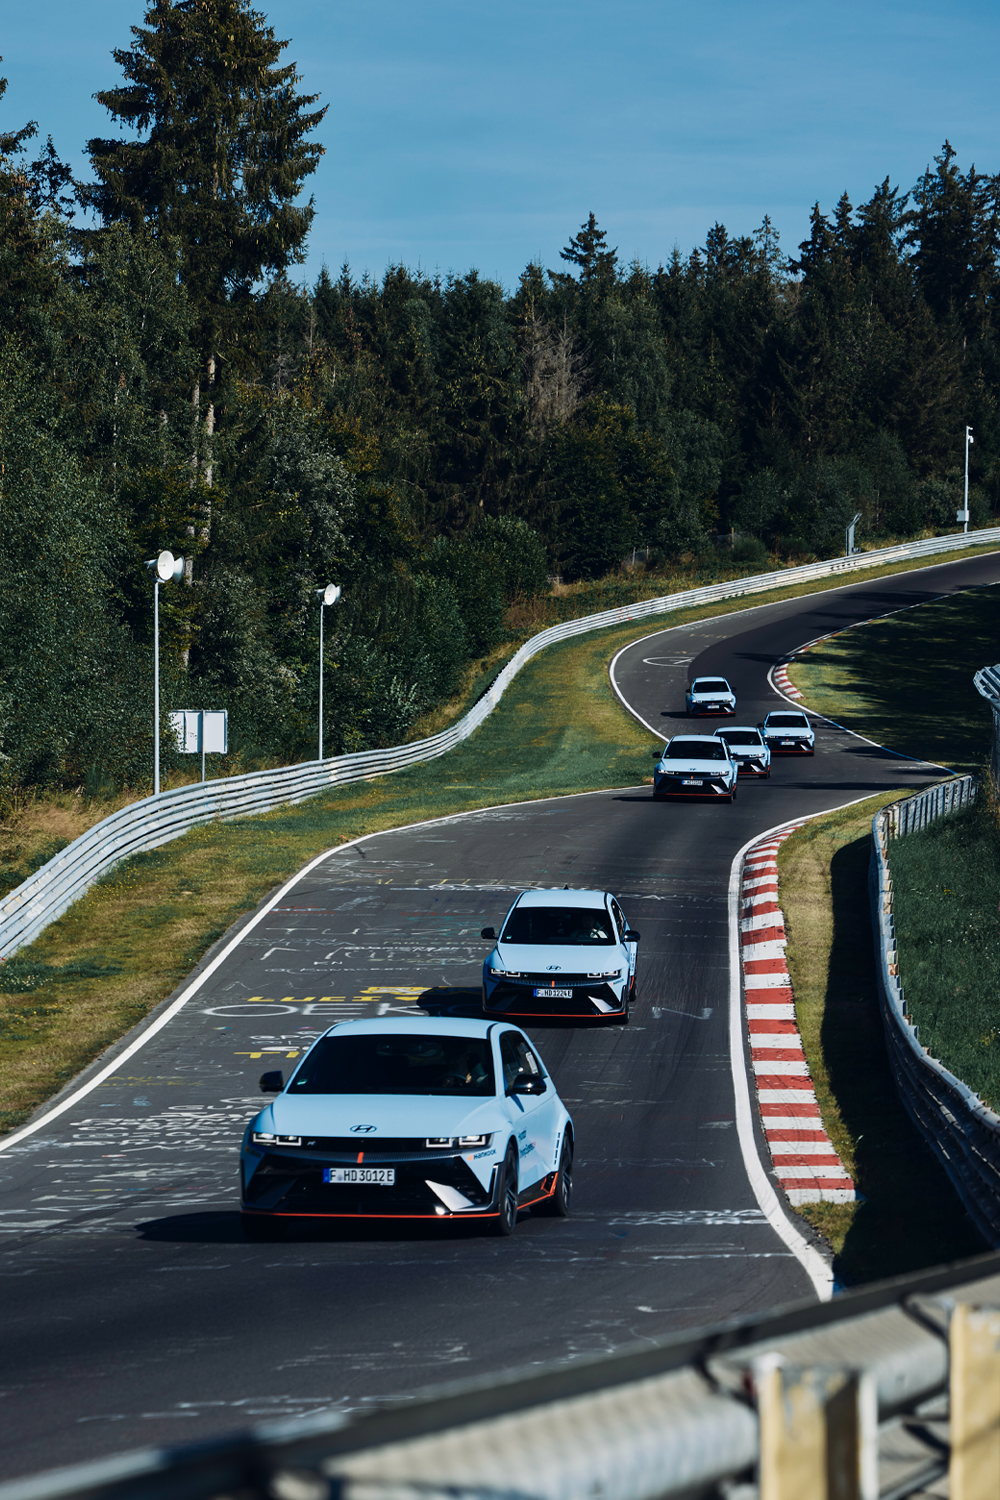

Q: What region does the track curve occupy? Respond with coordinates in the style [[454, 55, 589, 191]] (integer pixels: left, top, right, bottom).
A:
[[1, 551, 998, 1480]]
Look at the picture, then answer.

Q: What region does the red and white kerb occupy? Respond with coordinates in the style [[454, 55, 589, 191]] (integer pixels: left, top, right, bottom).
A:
[[741, 828, 855, 1205]]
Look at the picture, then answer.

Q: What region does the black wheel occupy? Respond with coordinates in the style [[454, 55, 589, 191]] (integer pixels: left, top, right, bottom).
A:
[[613, 977, 633, 1025], [537, 1137, 573, 1218], [241, 1213, 287, 1243], [729, 783, 738, 803], [491, 1144, 519, 1236]]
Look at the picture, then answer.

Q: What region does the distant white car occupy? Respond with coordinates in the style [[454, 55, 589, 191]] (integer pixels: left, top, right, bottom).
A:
[[481, 888, 639, 1024], [653, 734, 739, 802], [713, 725, 771, 778], [761, 710, 816, 755], [240, 1017, 574, 1239], [686, 676, 736, 716]]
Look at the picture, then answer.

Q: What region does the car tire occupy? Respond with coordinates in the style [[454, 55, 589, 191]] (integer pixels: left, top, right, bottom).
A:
[[537, 1137, 573, 1218], [613, 977, 633, 1025], [241, 1213, 287, 1243], [729, 783, 738, 803], [491, 1144, 519, 1236]]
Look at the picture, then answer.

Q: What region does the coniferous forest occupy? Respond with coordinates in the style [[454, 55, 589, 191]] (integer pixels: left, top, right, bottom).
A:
[[2, 0, 999, 796]]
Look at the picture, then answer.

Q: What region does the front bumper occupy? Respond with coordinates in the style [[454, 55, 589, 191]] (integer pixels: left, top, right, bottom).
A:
[[653, 776, 735, 798], [764, 738, 814, 755], [688, 703, 735, 716], [483, 975, 628, 1019], [241, 1145, 498, 1220], [733, 757, 770, 776]]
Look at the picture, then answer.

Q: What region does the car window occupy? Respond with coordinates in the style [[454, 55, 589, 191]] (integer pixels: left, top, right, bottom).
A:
[[664, 741, 727, 760], [693, 679, 729, 693], [767, 714, 809, 728], [718, 730, 760, 745], [500, 1032, 545, 1090], [500, 905, 615, 945], [611, 898, 627, 937], [288, 1034, 496, 1096]]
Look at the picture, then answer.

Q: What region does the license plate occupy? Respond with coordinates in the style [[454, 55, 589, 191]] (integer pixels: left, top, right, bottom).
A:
[[323, 1167, 395, 1185], [682, 778, 704, 785], [780, 739, 795, 745], [534, 987, 573, 998]]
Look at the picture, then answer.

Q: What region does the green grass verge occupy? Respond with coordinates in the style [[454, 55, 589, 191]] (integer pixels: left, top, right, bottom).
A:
[[779, 798, 987, 1281], [786, 584, 1000, 774], [887, 797, 1000, 1111]]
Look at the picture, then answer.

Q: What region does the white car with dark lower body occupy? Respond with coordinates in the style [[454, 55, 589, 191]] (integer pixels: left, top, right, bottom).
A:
[[481, 888, 639, 1024], [240, 1017, 573, 1239], [653, 735, 739, 802], [761, 710, 816, 755], [713, 725, 771, 778], [686, 676, 736, 716]]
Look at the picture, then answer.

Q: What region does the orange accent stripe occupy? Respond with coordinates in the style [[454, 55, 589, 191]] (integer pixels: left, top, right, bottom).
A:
[[357, 1151, 364, 1163]]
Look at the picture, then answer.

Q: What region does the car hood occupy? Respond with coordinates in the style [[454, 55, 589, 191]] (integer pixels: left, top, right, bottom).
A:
[[656, 758, 734, 774], [255, 1093, 500, 1138], [725, 744, 765, 756], [490, 942, 624, 971], [765, 726, 811, 736], [690, 691, 734, 700]]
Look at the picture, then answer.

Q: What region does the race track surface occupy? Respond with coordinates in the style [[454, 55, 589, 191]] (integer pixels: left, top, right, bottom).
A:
[[2, 552, 998, 1479]]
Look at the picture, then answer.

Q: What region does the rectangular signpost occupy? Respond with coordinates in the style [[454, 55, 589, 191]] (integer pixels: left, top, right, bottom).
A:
[[169, 709, 228, 782]]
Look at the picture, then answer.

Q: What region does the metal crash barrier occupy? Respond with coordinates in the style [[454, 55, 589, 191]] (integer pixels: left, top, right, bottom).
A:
[[3, 525, 999, 962], [4, 1253, 1000, 1500]]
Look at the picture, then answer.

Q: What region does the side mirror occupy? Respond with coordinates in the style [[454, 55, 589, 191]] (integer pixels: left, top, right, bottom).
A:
[[481, 926, 496, 940], [653, 748, 665, 758], [625, 929, 641, 943], [508, 1076, 546, 1096], [259, 1070, 284, 1093]]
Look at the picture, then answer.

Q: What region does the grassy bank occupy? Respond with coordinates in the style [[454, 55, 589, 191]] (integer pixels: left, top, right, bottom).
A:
[[779, 798, 987, 1281], [785, 584, 1000, 773], [887, 797, 1000, 1111]]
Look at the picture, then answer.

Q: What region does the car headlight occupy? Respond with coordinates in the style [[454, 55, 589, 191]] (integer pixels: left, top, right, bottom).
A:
[[426, 1135, 493, 1149], [488, 966, 524, 977], [587, 969, 622, 979], [251, 1132, 301, 1146]]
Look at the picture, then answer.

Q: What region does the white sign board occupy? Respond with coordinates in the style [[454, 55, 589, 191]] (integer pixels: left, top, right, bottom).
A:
[[169, 710, 228, 754]]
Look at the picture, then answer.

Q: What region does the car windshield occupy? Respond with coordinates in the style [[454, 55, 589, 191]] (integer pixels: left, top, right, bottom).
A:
[[664, 741, 728, 760], [501, 905, 615, 945], [718, 731, 761, 746], [694, 680, 729, 693], [288, 1034, 495, 1096], [768, 714, 809, 728]]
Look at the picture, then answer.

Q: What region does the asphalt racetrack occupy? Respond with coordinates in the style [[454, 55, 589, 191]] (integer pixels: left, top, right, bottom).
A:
[[2, 552, 998, 1480]]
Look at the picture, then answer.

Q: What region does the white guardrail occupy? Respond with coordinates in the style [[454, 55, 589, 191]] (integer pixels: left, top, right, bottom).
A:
[[5, 1250, 1000, 1500], [871, 775, 1000, 1246], [2, 524, 999, 961]]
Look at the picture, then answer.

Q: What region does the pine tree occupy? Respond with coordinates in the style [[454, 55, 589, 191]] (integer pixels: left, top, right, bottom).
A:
[[551, 213, 619, 286], [84, 0, 327, 496]]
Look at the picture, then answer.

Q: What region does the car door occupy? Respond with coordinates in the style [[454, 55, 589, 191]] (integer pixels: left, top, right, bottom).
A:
[[611, 897, 636, 988], [499, 1030, 557, 1189]]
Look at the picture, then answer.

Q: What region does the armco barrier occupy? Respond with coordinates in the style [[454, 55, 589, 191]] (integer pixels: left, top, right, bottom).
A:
[[974, 659, 1000, 784], [871, 775, 1000, 1246], [2, 524, 999, 962], [5, 1250, 1000, 1500]]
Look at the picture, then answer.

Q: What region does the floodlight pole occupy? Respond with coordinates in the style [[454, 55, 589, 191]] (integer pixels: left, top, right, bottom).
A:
[[315, 585, 341, 761], [153, 579, 161, 796], [964, 425, 974, 535]]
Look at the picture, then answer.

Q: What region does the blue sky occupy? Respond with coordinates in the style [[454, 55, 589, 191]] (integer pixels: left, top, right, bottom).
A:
[[4, 1, 1000, 291]]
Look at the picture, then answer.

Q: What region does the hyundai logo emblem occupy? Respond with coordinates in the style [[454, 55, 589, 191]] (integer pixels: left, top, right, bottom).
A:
[[547, 965, 561, 971], [350, 1124, 377, 1133]]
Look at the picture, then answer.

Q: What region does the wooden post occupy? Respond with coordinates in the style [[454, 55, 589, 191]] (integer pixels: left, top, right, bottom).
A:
[[758, 1361, 876, 1500], [950, 1302, 1000, 1500]]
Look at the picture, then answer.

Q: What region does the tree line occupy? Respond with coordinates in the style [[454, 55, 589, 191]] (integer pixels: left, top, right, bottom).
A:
[[1, 0, 998, 796]]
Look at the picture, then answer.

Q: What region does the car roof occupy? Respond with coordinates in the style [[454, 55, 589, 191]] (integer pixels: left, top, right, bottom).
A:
[[764, 710, 809, 720], [714, 725, 762, 735], [319, 1016, 501, 1040], [514, 887, 608, 909], [691, 677, 731, 686], [667, 734, 726, 746]]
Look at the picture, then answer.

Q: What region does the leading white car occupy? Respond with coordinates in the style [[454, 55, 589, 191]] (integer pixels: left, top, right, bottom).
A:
[[713, 725, 771, 778], [686, 676, 736, 716], [653, 734, 739, 801], [240, 1017, 574, 1239], [761, 710, 816, 755], [481, 888, 639, 1024]]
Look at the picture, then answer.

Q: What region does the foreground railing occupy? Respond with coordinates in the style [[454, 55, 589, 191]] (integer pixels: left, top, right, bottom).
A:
[[4, 1251, 1000, 1500], [871, 775, 1000, 1246], [2, 523, 999, 961]]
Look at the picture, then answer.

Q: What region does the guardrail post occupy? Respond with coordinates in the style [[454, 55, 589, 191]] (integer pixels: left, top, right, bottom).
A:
[[950, 1301, 1000, 1500], [758, 1360, 876, 1500]]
